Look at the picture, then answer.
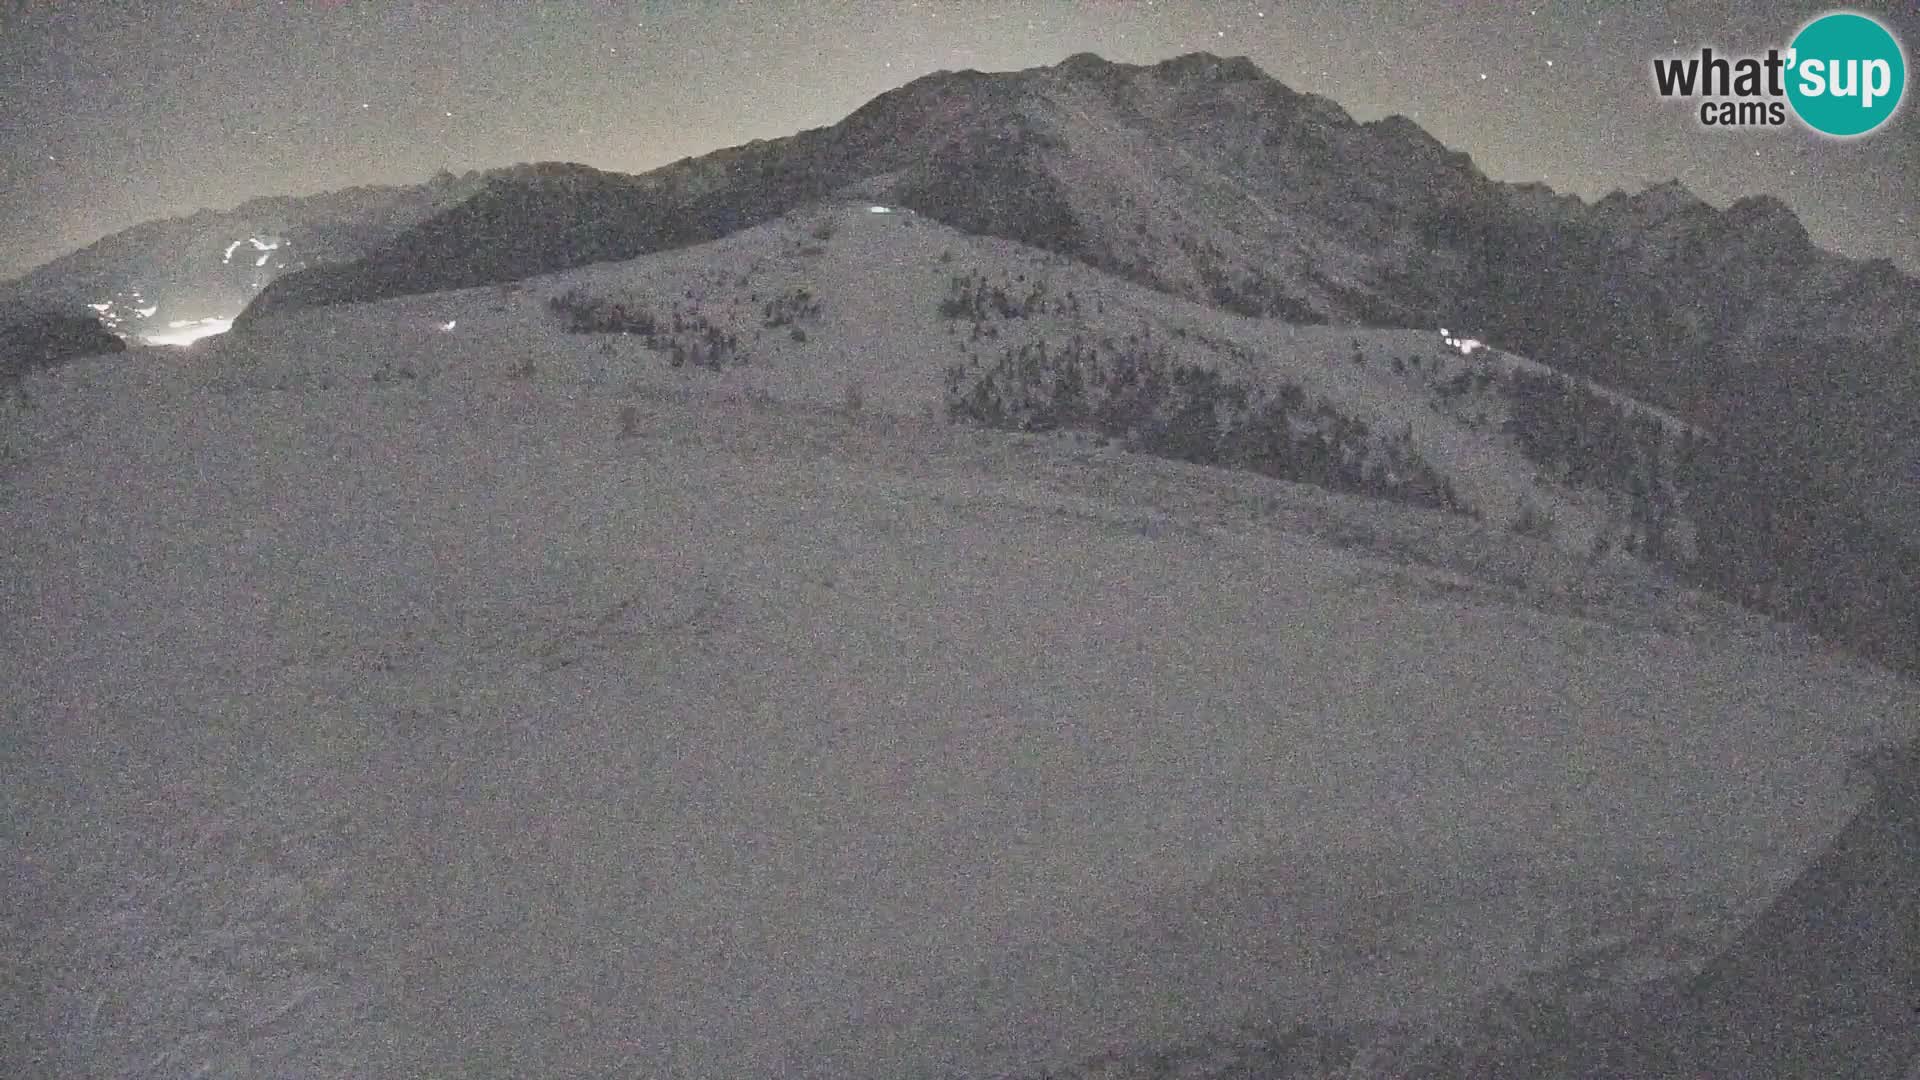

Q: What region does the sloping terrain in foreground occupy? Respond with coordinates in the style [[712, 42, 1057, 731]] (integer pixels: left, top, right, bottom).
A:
[[4, 235, 1918, 1077]]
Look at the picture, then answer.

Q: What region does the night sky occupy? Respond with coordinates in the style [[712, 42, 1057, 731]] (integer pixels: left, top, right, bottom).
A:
[[3, 0, 1915, 280]]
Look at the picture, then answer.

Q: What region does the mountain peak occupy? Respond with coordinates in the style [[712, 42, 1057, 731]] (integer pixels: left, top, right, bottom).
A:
[[1055, 52, 1117, 74], [1049, 50, 1271, 86], [1353, 113, 1475, 179], [1366, 113, 1453, 153], [1723, 193, 1810, 248], [1368, 113, 1425, 137], [1633, 178, 1704, 208], [1152, 52, 1269, 83], [1593, 178, 1711, 228]]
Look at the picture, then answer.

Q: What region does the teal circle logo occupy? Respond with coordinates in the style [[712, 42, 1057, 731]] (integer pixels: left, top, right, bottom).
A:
[[1786, 11, 1906, 137]]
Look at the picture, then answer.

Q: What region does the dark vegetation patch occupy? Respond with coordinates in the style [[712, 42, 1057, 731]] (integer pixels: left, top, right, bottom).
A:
[[1493, 359, 1920, 677], [547, 288, 744, 370], [937, 268, 1083, 322], [760, 287, 822, 328], [941, 327, 1471, 517]]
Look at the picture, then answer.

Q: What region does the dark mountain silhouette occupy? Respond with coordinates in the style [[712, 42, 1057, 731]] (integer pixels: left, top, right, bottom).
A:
[[1421, 179, 1919, 537], [232, 70, 1042, 317]]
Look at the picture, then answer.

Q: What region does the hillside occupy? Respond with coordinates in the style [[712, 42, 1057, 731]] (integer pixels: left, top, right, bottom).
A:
[[1, 310, 124, 391], [303, 199, 1920, 683], [225, 52, 1920, 680], [7, 201, 1919, 1077], [234, 201, 1713, 565], [237, 54, 1920, 504]]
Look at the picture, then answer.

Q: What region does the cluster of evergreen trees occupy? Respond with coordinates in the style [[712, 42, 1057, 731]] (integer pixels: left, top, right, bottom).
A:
[[661, 312, 742, 369], [546, 289, 742, 369], [1431, 363, 1498, 401], [1497, 366, 1699, 560], [548, 288, 658, 336], [936, 269, 1081, 321], [943, 333, 1470, 515], [1675, 430, 1920, 676], [1193, 259, 1325, 323], [760, 287, 822, 328], [1492, 356, 1920, 675]]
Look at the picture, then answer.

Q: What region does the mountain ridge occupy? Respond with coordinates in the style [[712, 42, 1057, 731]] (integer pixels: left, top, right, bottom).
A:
[[236, 50, 1906, 348], [16, 50, 1920, 675], [228, 51, 1920, 678]]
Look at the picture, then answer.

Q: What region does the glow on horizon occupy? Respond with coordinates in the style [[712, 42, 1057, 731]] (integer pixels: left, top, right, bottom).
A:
[[141, 316, 232, 346]]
